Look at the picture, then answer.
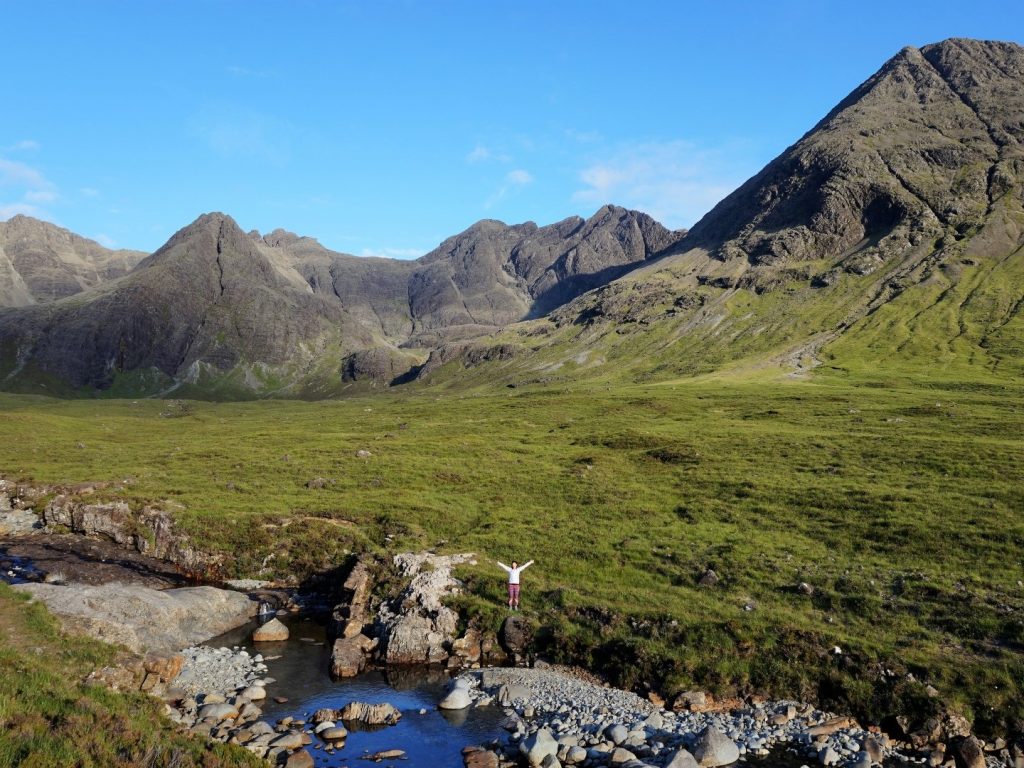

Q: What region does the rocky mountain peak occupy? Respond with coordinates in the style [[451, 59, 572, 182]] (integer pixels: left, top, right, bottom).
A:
[[260, 228, 308, 248], [679, 38, 1023, 278], [0, 215, 145, 306]]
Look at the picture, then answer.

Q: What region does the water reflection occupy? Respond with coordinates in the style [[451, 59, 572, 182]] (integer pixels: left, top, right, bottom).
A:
[[205, 617, 505, 767]]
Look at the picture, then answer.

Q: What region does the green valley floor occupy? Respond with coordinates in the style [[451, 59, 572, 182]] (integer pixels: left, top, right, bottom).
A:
[[0, 369, 1022, 735]]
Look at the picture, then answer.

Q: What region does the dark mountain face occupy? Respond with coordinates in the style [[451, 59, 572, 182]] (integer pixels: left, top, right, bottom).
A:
[[683, 38, 1024, 282], [0, 206, 682, 395], [440, 38, 1024, 385], [4, 38, 1018, 397], [410, 205, 681, 333], [253, 204, 683, 346], [0, 214, 355, 393], [0, 216, 145, 306]]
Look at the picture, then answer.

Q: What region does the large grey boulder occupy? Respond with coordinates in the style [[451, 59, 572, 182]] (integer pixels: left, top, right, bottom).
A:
[[330, 554, 376, 639], [497, 682, 532, 706], [693, 727, 740, 767], [375, 552, 475, 665], [13, 582, 256, 654], [519, 728, 558, 768], [948, 736, 986, 768], [500, 614, 533, 664], [605, 724, 629, 745], [329, 634, 371, 678], [438, 683, 472, 710]]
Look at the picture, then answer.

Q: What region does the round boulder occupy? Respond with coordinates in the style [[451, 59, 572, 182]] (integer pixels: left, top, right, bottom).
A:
[[605, 724, 629, 745], [693, 727, 740, 767], [270, 731, 305, 750], [198, 702, 238, 721], [519, 728, 558, 768], [253, 618, 289, 642], [319, 726, 348, 741], [239, 685, 266, 700], [500, 615, 533, 663], [439, 686, 472, 710]]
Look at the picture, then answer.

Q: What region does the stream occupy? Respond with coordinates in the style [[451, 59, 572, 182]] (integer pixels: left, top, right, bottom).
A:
[[209, 617, 507, 766]]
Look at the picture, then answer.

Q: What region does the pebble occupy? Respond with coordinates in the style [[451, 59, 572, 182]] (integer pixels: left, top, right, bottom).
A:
[[175, 646, 269, 696], [440, 667, 902, 768]]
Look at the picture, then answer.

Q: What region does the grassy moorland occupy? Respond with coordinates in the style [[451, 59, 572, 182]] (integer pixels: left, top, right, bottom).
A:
[[0, 582, 261, 768], [0, 366, 1022, 734]]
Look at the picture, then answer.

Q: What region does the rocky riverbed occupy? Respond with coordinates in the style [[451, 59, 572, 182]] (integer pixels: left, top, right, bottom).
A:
[[439, 667, 1008, 768], [2, 492, 1018, 768]]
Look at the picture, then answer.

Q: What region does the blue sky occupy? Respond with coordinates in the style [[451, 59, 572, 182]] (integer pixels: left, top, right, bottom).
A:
[[2, 1, 1022, 257]]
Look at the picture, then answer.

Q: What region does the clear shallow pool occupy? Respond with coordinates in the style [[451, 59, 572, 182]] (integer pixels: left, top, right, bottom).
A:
[[209, 617, 506, 767]]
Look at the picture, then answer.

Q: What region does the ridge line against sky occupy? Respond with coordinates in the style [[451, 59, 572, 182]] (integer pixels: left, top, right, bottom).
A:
[[2, 1, 1022, 258]]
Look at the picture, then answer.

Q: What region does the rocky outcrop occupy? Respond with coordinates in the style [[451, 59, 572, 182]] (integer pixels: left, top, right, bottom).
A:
[[329, 554, 376, 639], [500, 614, 534, 666], [336, 701, 402, 726], [375, 551, 476, 665], [329, 634, 375, 678], [0, 215, 145, 307], [42, 494, 219, 575], [0, 478, 42, 536], [13, 581, 257, 654]]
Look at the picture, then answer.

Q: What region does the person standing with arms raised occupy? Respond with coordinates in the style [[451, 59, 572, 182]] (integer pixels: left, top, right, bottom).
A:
[[496, 559, 534, 611]]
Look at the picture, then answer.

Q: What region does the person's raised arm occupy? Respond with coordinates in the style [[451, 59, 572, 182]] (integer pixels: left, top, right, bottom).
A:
[[520, 560, 535, 570], [496, 561, 512, 572]]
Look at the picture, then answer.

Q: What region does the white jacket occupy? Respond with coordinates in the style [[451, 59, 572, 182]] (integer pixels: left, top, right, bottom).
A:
[[497, 560, 534, 584]]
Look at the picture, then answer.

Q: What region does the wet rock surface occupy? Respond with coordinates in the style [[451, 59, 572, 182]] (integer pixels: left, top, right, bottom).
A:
[[12, 581, 257, 654], [0, 533, 190, 588], [375, 551, 476, 665]]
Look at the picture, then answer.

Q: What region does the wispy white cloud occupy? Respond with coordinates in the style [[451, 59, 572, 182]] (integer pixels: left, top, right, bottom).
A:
[[92, 233, 117, 248], [0, 158, 52, 190], [506, 169, 533, 185], [0, 202, 45, 219], [24, 188, 57, 203], [466, 145, 491, 163], [0, 156, 58, 221], [80, 187, 100, 198], [484, 168, 535, 209], [466, 144, 511, 164], [186, 105, 294, 166], [564, 128, 602, 144], [359, 246, 424, 260], [4, 139, 40, 152], [572, 140, 745, 229]]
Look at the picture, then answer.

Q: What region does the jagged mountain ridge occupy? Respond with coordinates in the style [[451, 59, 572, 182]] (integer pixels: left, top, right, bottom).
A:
[[0, 206, 682, 394], [251, 204, 681, 346], [0, 213, 360, 394], [0, 216, 145, 307], [425, 38, 1024, 385], [1, 37, 1020, 396]]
